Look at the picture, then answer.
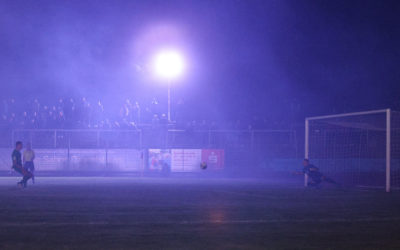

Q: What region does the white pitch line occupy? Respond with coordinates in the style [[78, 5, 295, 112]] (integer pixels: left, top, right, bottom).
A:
[[1, 217, 400, 227]]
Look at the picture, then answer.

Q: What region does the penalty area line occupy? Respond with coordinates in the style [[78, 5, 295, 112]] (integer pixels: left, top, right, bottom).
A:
[[2, 217, 400, 227]]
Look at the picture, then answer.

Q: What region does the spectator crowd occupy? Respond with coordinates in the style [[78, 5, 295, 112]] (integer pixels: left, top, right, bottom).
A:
[[0, 97, 295, 131]]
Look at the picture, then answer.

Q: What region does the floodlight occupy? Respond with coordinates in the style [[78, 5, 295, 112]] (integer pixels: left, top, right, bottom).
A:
[[153, 50, 184, 80]]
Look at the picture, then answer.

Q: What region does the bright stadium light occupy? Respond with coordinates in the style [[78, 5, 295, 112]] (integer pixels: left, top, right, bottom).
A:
[[152, 49, 185, 122], [154, 50, 185, 80]]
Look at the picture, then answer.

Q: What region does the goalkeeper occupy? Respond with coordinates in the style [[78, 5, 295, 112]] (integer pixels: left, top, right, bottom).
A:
[[301, 159, 338, 187]]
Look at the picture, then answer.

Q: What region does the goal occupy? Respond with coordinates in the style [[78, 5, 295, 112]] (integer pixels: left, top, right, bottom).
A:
[[305, 109, 400, 192]]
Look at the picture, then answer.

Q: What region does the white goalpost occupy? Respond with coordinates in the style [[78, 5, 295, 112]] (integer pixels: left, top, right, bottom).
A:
[[305, 109, 400, 192]]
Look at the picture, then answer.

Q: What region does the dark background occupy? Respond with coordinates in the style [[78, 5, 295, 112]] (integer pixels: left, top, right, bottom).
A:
[[1, 0, 399, 123]]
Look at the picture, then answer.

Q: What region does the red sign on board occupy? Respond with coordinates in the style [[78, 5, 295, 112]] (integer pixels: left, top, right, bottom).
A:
[[201, 149, 225, 170]]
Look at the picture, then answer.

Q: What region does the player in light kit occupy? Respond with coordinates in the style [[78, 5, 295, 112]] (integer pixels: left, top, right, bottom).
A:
[[12, 141, 33, 188], [300, 159, 339, 188], [23, 142, 35, 183]]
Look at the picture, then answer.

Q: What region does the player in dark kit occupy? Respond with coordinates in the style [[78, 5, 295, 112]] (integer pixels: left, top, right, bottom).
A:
[[301, 159, 338, 188], [12, 141, 33, 188]]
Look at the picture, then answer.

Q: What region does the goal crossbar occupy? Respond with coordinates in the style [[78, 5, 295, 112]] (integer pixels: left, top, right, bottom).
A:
[[306, 109, 388, 121]]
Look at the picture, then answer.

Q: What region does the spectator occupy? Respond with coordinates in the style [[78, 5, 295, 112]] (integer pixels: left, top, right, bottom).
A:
[[132, 101, 141, 123]]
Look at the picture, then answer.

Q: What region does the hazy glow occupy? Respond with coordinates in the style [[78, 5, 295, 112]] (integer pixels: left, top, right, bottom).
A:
[[153, 50, 185, 80]]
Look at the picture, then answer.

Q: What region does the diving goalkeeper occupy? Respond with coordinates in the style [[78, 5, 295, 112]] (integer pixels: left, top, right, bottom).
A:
[[300, 159, 339, 187]]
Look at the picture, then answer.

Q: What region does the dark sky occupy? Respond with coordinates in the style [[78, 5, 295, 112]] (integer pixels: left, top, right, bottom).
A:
[[1, 0, 400, 121]]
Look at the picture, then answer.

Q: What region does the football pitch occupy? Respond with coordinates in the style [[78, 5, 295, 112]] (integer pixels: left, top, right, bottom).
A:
[[0, 177, 399, 249]]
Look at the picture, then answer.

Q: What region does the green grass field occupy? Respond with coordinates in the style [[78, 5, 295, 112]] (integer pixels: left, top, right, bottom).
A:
[[0, 177, 399, 249]]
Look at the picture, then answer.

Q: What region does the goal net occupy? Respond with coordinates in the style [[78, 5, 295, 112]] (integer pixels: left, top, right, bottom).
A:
[[305, 109, 400, 192]]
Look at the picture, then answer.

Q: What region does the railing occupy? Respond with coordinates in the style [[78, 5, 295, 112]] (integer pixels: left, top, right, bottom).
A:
[[11, 129, 142, 149], [10, 128, 298, 157]]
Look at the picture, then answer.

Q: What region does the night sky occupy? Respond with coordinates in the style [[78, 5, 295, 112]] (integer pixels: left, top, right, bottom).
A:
[[1, 0, 400, 122]]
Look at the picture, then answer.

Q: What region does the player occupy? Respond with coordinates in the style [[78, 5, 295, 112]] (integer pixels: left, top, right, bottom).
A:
[[23, 142, 35, 184], [12, 141, 33, 188], [300, 159, 338, 188]]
